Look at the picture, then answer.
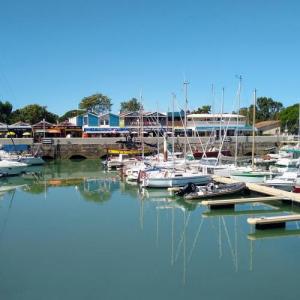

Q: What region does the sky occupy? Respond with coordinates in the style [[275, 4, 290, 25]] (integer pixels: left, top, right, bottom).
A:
[[1, 0, 300, 116]]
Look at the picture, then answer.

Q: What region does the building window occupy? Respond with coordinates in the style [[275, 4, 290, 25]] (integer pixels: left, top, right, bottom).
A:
[[83, 116, 88, 125]]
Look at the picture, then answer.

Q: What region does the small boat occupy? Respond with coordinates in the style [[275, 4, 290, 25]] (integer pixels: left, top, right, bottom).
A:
[[141, 170, 211, 188], [193, 149, 231, 159], [263, 169, 299, 191], [0, 160, 28, 176], [230, 169, 273, 183], [176, 182, 248, 200], [0, 150, 45, 166]]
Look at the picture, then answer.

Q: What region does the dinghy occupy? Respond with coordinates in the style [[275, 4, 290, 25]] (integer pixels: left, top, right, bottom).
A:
[[176, 181, 248, 200]]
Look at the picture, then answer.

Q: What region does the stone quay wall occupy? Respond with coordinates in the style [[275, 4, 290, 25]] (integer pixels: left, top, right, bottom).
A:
[[0, 135, 289, 160]]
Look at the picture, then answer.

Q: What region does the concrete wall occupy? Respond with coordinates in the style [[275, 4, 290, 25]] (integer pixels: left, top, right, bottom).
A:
[[0, 135, 293, 160]]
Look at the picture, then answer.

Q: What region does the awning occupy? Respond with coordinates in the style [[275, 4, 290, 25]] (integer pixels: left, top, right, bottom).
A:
[[47, 129, 61, 134], [34, 129, 61, 133], [195, 125, 255, 132], [84, 127, 129, 134], [22, 132, 32, 136]]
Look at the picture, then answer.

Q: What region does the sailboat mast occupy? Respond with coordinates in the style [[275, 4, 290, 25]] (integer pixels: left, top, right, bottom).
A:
[[251, 89, 256, 168], [140, 91, 144, 160], [172, 93, 176, 173], [234, 75, 242, 166], [157, 102, 159, 156], [298, 103, 300, 143], [220, 87, 224, 148], [183, 81, 189, 166]]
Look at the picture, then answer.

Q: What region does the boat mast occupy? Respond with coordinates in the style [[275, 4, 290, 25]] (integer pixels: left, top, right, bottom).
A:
[[172, 93, 176, 173], [251, 89, 256, 168], [220, 87, 224, 149], [140, 91, 144, 160], [183, 81, 189, 166], [298, 102, 300, 143], [211, 84, 215, 139], [234, 75, 242, 167], [157, 102, 160, 157]]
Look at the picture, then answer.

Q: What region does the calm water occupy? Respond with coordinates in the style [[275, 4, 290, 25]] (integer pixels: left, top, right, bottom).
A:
[[0, 160, 300, 300]]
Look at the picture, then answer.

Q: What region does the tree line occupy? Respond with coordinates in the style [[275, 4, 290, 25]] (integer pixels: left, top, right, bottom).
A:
[[1, 93, 299, 133], [0, 94, 141, 125]]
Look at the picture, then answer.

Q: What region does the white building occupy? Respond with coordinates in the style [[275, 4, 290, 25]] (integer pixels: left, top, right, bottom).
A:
[[186, 113, 252, 136]]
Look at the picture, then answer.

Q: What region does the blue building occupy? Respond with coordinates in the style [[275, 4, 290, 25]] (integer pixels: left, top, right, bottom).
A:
[[70, 112, 120, 127], [70, 112, 99, 127], [99, 113, 120, 127]]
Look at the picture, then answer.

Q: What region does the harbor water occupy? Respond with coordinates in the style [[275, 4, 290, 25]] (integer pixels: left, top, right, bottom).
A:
[[0, 160, 300, 299]]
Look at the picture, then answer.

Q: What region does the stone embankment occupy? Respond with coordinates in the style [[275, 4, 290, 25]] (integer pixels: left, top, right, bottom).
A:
[[0, 135, 289, 160]]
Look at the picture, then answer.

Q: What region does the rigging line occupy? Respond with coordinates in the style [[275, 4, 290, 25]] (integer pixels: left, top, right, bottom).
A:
[[0, 56, 18, 103], [216, 117, 232, 163], [221, 216, 237, 270], [175, 211, 191, 262], [175, 102, 193, 155], [171, 207, 175, 266], [219, 217, 223, 259], [0, 189, 16, 245], [188, 217, 204, 263], [188, 113, 207, 156]]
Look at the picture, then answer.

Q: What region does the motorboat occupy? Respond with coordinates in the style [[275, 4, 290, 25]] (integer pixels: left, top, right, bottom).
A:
[[176, 181, 248, 199], [230, 169, 273, 183], [0, 150, 45, 166], [141, 170, 211, 188], [264, 168, 300, 191], [0, 160, 28, 176]]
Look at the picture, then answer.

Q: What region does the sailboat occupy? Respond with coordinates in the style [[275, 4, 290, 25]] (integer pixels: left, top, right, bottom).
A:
[[141, 90, 211, 188], [229, 89, 274, 183]]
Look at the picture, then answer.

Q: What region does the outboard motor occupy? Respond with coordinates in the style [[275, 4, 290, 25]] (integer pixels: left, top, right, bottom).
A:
[[175, 182, 197, 197]]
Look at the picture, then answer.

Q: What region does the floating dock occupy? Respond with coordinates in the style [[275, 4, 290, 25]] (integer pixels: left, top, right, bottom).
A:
[[212, 175, 300, 203], [247, 214, 300, 229], [201, 196, 286, 209]]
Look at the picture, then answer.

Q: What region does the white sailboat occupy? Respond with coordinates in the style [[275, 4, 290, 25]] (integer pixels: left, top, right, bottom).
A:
[[228, 89, 275, 183], [141, 90, 211, 188]]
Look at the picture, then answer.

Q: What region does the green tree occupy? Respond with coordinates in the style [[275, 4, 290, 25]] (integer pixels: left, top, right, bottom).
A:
[[9, 104, 58, 124], [279, 104, 299, 134], [192, 105, 211, 114], [79, 93, 112, 114], [59, 109, 85, 122], [0, 101, 13, 123], [256, 97, 283, 122], [120, 98, 141, 112], [239, 97, 283, 124]]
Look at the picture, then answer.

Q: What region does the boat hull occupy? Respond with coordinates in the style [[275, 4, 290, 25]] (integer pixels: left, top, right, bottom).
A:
[[230, 171, 272, 183], [142, 175, 211, 188], [0, 165, 27, 176], [193, 150, 231, 159], [184, 182, 247, 200]]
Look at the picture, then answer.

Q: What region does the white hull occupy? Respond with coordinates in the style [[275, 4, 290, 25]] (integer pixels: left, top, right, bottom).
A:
[[230, 173, 270, 183], [142, 174, 211, 188], [0, 160, 28, 176], [0, 150, 45, 166], [20, 156, 45, 165]]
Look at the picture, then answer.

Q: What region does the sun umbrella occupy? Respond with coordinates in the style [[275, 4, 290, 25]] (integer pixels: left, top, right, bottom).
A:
[[22, 132, 31, 136], [7, 132, 15, 135]]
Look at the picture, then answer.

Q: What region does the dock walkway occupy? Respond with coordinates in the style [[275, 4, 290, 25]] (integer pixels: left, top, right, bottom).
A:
[[247, 214, 300, 229], [212, 175, 300, 204]]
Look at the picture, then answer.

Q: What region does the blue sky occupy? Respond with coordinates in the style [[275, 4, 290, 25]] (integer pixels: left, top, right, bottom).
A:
[[0, 0, 300, 116]]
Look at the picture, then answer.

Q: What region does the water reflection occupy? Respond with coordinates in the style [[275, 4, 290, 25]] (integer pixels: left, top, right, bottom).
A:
[[248, 228, 300, 240], [2, 160, 300, 291]]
